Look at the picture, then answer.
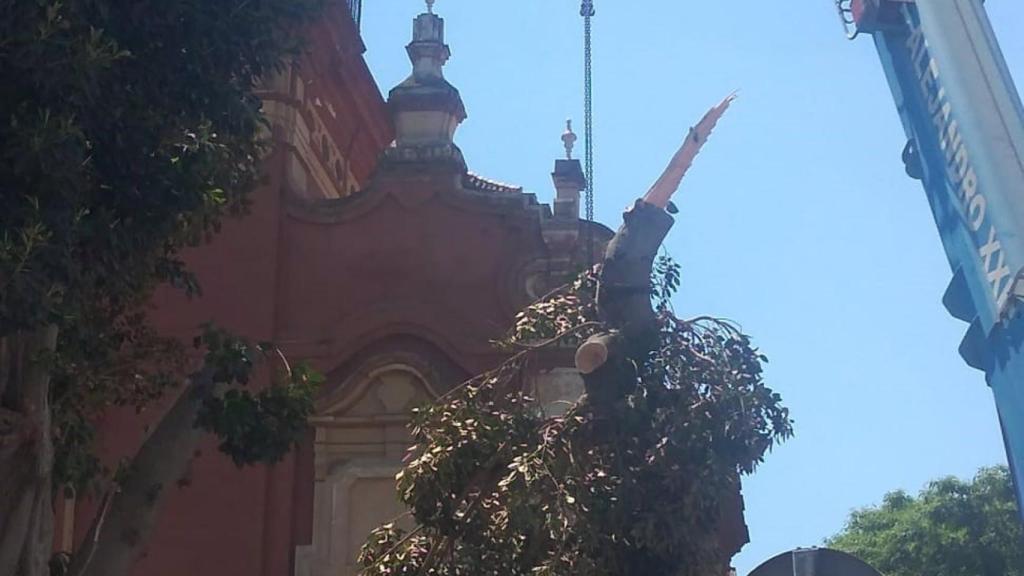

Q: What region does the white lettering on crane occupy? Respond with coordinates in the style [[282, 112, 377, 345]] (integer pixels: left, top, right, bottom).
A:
[[981, 226, 1013, 306], [968, 193, 986, 232], [905, 6, 1013, 311]]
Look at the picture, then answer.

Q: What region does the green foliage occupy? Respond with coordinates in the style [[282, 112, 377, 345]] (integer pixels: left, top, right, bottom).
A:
[[193, 326, 322, 467], [828, 466, 1024, 576], [505, 271, 598, 347], [196, 362, 321, 467], [1, 0, 324, 332], [0, 0, 326, 489], [653, 254, 681, 310], [359, 267, 792, 576], [50, 312, 185, 490]]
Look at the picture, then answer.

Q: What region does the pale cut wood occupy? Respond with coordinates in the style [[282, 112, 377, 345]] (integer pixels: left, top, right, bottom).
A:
[[643, 93, 736, 209]]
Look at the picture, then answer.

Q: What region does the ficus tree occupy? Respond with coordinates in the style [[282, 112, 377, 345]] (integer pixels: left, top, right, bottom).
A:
[[0, 1, 330, 575], [357, 96, 794, 576], [828, 466, 1024, 576]]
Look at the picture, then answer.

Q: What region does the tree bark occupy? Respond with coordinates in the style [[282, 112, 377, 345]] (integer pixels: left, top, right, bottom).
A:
[[576, 200, 674, 402], [0, 326, 60, 576], [576, 92, 734, 400], [68, 369, 218, 576]]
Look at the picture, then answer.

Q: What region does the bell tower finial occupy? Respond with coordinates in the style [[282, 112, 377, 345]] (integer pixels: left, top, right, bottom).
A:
[[551, 118, 586, 221], [562, 119, 577, 160], [382, 2, 467, 168]]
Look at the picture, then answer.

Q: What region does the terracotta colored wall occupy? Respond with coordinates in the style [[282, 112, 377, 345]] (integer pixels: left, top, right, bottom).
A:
[[274, 174, 550, 377], [70, 3, 566, 573]]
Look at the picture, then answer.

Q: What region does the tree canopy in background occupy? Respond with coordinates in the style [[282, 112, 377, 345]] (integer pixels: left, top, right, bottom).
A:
[[828, 466, 1024, 576]]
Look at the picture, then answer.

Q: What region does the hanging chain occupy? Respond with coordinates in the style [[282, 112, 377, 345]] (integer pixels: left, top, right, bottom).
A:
[[581, 0, 595, 263]]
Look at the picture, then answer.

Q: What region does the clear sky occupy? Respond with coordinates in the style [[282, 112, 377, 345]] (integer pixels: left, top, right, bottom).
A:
[[360, 2, 1024, 574]]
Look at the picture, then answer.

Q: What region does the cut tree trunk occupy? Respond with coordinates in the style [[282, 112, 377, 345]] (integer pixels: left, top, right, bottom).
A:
[[0, 326, 60, 576], [576, 93, 733, 400], [576, 200, 674, 403]]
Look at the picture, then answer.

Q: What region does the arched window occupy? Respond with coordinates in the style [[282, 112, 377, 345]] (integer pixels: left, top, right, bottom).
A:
[[295, 363, 437, 576]]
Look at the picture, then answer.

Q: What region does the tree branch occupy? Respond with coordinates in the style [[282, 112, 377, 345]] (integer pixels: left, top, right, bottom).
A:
[[643, 93, 735, 209], [65, 489, 114, 576], [575, 95, 735, 398], [69, 368, 219, 576], [575, 201, 674, 405]]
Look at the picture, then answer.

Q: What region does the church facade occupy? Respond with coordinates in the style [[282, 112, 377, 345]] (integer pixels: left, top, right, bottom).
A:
[[59, 3, 746, 575]]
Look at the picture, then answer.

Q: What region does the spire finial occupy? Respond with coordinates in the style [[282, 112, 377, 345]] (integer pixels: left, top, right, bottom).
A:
[[561, 119, 577, 160], [426, 0, 435, 14]]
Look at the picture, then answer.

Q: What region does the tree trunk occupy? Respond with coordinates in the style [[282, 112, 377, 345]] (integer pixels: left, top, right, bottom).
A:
[[68, 369, 218, 576], [0, 326, 60, 576], [576, 200, 673, 400]]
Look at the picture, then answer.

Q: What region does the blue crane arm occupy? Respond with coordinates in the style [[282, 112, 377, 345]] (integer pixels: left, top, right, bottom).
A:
[[840, 0, 1024, 519]]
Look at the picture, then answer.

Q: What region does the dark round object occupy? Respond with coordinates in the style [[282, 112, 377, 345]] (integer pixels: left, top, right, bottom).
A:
[[748, 548, 883, 576]]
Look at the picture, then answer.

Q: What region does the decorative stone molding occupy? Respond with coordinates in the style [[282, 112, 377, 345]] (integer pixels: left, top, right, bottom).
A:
[[296, 361, 438, 576], [533, 367, 585, 418], [385, 7, 468, 170], [260, 67, 360, 199], [381, 141, 465, 167], [293, 461, 407, 576]]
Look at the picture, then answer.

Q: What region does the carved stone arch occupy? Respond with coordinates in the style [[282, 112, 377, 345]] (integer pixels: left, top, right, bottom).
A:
[[295, 334, 469, 576], [515, 255, 577, 304], [317, 361, 437, 419], [315, 334, 470, 413]]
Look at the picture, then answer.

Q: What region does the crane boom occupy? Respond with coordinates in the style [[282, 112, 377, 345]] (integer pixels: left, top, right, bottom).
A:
[[839, 0, 1024, 518]]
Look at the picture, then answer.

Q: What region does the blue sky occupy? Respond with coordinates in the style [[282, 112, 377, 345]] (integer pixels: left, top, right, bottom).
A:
[[360, 2, 1024, 573]]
